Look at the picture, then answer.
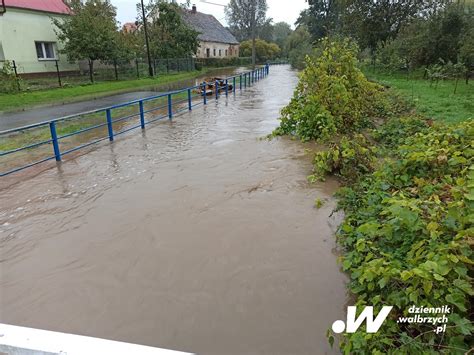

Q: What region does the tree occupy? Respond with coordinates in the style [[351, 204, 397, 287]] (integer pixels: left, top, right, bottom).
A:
[[376, 2, 472, 70], [259, 18, 274, 42], [54, 0, 119, 83], [272, 22, 293, 55], [240, 39, 280, 62], [225, 0, 268, 66], [285, 25, 313, 69], [344, 0, 438, 57], [303, 0, 345, 40], [138, 0, 199, 59], [460, 27, 474, 84]]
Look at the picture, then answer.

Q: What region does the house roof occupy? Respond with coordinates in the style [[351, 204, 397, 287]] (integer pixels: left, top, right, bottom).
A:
[[181, 9, 239, 45], [123, 22, 138, 33], [5, 0, 70, 15]]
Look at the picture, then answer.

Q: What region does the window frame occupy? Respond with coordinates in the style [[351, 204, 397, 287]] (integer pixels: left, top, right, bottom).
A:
[[35, 41, 57, 61]]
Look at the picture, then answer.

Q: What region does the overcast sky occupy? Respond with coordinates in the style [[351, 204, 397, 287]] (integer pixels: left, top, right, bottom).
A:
[[110, 0, 308, 28]]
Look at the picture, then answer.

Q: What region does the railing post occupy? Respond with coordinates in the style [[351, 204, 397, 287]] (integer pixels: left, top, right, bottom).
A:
[[139, 100, 145, 129], [233, 77, 236, 95], [225, 79, 228, 97], [106, 109, 114, 141], [240, 74, 242, 90], [215, 80, 219, 100], [202, 82, 207, 105], [187, 88, 192, 110], [49, 121, 61, 161], [168, 94, 173, 120]]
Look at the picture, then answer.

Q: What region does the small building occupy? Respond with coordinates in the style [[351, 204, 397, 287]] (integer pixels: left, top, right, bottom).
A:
[[0, 0, 78, 75], [180, 5, 239, 59]]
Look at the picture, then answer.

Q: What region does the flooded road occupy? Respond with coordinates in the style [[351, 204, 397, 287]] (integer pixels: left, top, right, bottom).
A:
[[0, 67, 247, 131], [0, 66, 347, 355]]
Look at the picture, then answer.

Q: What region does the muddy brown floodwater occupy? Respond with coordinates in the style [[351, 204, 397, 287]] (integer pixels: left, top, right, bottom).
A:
[[0, 66, 347, 355]]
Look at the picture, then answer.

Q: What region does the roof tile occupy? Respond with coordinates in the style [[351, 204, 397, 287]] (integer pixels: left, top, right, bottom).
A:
[[181, 10, 239, 45], [5, 0, 70, 15]]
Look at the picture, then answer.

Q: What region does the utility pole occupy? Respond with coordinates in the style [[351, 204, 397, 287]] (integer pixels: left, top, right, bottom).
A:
[[141, 0, 154, 77]]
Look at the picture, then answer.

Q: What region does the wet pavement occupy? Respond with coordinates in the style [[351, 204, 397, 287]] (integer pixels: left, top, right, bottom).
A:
[[0, 65, 347, 355], [0, 67, 246, 131]]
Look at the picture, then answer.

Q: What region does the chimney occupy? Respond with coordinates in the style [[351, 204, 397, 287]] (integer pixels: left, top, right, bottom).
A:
[[192, 4, 196, 13]]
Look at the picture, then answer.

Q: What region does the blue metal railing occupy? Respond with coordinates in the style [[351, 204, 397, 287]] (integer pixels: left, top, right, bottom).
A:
[[0, 64, 271, 177]]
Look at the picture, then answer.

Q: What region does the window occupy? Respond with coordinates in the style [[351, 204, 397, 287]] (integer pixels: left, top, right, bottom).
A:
[[213, 48, 216, 56], [229, 48, 233, 56], [35, 42, 56, 60], [225, 49, 228, 56], [219, 49, 222, 56], [206, 48, 210, 58]]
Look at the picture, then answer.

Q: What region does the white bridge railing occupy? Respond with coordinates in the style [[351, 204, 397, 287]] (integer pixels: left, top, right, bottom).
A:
[[0, 323, 193, 355]]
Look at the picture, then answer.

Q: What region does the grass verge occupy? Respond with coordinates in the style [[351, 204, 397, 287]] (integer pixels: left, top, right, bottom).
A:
[[0, 70, 208, 113], [363, 67, 474, 124]]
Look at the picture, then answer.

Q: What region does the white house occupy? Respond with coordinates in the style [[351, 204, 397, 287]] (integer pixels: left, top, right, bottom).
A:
[[0, 0, 78, 75], [180, 4, 240, 59]]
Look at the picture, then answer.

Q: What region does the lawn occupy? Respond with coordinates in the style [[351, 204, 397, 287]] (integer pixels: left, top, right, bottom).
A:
[[0, 70, 208, 113], [363, 68, 474, 124]]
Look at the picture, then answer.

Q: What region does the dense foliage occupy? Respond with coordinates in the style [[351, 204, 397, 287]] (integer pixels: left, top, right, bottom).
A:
[[0, 61, 22, 93], [239, 39, 280, 63], [275, 38, 386, 141], [291, 1, 473, 76], [334, 119, 474, 354], [225, 0, 268, 65], [375, 3, 473, 77], [140, 1, 199, 59], [285, 26, 313, 70], [54, 0, 119, 82], [275, 37, 474, 354]]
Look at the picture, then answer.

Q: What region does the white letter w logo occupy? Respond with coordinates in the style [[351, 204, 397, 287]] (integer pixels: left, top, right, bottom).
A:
[[332, 306, 393, 333]]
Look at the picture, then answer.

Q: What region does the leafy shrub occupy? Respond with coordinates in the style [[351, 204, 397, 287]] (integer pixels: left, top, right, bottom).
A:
[[335, 120, 474, 354], [240, 39, 281, 63], [310, 134, 377, 183], [276, 37, 388, 141], [374, 115, 430, 148], [0, 61, 22, 93]]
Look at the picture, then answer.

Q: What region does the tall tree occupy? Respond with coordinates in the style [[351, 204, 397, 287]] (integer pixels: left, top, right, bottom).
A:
[[225, 0, 268, 66], [137, 0, 199, 59], [54, 0, 119, 83], [303, 0, 346, 39], [285, 25, 313, 69], [272, 22, 293, 55]]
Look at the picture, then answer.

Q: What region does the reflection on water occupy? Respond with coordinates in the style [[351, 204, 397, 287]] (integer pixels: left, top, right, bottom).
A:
[[0, 66, 347, 355]]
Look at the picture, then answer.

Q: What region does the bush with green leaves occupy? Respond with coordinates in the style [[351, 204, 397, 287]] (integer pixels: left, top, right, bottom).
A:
[[309, 134, 377, 184], [0, 61, 22, 93], [334, 119, 474, 354], [275, 37, 388, 141]]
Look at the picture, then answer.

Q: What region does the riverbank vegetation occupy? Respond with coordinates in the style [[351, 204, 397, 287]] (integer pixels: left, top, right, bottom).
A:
[[273, 37, 473, 354]]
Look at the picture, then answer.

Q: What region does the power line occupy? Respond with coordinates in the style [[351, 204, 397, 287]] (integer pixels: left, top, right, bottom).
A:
[[199, 0, 227, 7]]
